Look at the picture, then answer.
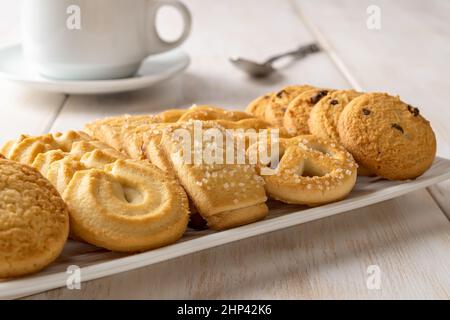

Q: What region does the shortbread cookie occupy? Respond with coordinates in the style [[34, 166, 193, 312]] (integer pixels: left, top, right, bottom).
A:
[[32, 150, 68, 177], [85, 114, 158, 153], [159, 121, 268, 230], [3, 131, 190, 252], [64, 159, 189, 252], [337, 93, 436, 180], [249, 135, 357, 206], [7, 134, 60, 165], [53, 131, 91, 151], [85, 106, 283, 162], [246, 93, 274, 119], [0, 134, 29, 158], [283, 88, 332, 135], [264, 85, 314, 127], [0, 159, 69, 278], [177, 105, 253, 122], [308, 90, 361, 141], [154, 109, 187, 122]]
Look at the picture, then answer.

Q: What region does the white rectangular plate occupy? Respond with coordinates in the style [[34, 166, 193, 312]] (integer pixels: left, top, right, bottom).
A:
[[2, 157, 450, 299]]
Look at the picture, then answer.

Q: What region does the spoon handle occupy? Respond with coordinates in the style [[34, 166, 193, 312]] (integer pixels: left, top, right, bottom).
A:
[[264, 43, 321, 65]]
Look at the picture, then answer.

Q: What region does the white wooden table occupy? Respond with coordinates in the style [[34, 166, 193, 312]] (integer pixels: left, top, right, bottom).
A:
[[1, 0, 449, 299]]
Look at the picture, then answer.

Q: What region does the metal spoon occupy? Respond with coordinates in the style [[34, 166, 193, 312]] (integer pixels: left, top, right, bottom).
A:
[[230, 43, 321, 78]]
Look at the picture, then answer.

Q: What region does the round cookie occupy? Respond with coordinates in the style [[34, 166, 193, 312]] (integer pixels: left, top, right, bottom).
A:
[[283, 88, 332, 135], [337, 93, 436, 180], [0, 159, 69, 278], [264, 85, 314, 127], [308, 90, 362, 141], [246, 93, 273, 119]]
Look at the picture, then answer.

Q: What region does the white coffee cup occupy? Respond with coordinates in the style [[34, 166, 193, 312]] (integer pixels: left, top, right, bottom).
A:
[[21, 0, 191, 80]]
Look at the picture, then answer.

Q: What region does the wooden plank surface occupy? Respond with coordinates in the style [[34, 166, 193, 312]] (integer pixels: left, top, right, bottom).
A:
[[293, 0, 450, 218], [0, 0, 448, 299]]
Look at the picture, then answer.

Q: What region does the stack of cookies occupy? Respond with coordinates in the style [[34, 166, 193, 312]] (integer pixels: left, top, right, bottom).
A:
[[246, 85, 436, 180]]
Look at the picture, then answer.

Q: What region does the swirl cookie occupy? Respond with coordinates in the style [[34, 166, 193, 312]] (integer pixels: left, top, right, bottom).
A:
[[6, 134, 60, 165], [337, 93, 436, 180], [250, 135, 357, 206], [2, 132, 189, 252], [0, 159, 69, 278], [64, 159, 189, 252], [264, 85, 314, 127], [283, 88, 332, 135], [308, 90, 361, 141]]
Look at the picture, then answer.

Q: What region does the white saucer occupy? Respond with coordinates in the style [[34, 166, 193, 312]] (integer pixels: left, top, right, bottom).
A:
[[0, 44, 190, 94]]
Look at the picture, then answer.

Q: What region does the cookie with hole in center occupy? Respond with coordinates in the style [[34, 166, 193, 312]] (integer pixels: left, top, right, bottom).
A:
[[337, 93, 436, 180], [264, 85, 314, 127], [283, 88, 332, 135]]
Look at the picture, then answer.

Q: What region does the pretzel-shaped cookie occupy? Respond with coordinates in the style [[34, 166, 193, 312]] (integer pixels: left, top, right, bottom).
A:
[[250, 135, 357, 206]]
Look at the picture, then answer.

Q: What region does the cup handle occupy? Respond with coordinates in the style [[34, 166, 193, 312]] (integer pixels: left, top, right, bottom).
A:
[[147, 0, 192, 55]]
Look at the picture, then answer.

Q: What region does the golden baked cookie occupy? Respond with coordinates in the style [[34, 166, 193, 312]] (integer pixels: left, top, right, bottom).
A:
[[308, 90, 361, 141], [84, 114, 158, 153], [0, 159, 69, 278], [306, 91, 375, 177], [3, 131, 190, 252], [154, 109, 187, 123], [53, 131, 91, 151], [249, 135, 357, 206], [7, 134, 60, 165], [159, 121, 268, 230], [31, 150, 68, 177], [264, 85, 314, 127], [337, 93, 436, 180], [0, 134, 29, 158], [64, 159, 189, 252], [177, 105, 253, 122], [283, 88, 332, 135], [245, 93, 274, 119], [47, 157, 86, 195]]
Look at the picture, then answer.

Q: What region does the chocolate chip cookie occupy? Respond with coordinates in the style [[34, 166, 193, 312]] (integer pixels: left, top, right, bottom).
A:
[[283, 88, 332, 135], [246, 93, 273, 119], [264, 85, 314, 127], [337, 93, 436, 180], [308, 89, 362, 141]]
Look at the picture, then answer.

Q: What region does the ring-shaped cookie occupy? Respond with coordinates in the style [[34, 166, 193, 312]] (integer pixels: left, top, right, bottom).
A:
[[63, 159, 189, 252], [252, 135, 357, 206]]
